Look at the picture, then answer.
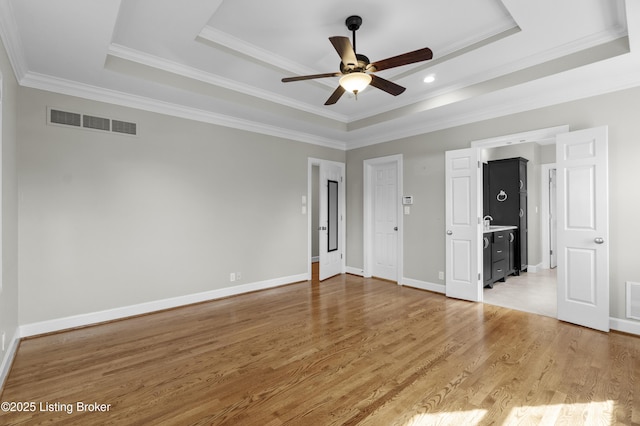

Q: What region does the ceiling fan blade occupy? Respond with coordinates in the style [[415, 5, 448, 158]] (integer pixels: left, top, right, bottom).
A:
[[325, 85, 346, 105], [369, 74, 406, 96], [369, 47, 433, 72], [329, 36, 358, 68], [282, 72, 341, 82]]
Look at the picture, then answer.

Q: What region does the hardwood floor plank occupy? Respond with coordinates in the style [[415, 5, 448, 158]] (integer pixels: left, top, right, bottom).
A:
[[2, 274, 640, 425]]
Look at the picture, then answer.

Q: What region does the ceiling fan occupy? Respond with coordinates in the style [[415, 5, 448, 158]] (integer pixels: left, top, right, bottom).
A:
[[281, 15, 433, 105]]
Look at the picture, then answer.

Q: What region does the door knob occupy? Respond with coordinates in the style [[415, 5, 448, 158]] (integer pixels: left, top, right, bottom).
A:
[[594, 237, 604, 244], [446, 230, 453, 235], [394, 227, 398, 231]]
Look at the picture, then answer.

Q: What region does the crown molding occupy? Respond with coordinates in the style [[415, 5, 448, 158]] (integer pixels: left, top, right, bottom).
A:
[[197, 25, 335, 88], [20, 71, 347, 150], [345, 53, 640, 149], [0, 0, 28, 81], [108, 43, 348, 123], [346, 27, 629, 123]]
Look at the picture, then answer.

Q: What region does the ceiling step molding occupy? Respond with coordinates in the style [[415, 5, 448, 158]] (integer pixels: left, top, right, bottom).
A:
[[107, 43, 347, 123], [22, 71, 347, 150]]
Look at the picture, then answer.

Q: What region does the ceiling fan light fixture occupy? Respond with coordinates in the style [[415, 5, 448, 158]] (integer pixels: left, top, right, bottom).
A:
[[339, 72, 372, 96]]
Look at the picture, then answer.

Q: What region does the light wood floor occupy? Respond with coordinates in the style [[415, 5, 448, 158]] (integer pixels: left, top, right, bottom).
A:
[[2, 273, 640, 425]]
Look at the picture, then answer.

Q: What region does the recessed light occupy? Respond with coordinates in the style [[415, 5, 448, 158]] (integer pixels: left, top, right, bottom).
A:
[[423, 74, 435, 83]]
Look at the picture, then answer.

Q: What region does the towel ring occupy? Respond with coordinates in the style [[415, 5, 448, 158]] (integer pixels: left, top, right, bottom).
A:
[[496, 190, 508, 202]]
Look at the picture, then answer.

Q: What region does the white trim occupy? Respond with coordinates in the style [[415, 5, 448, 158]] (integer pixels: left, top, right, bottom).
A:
[[540, 163, 557, 270], [363, 154, 404, 282], [0, 327, 20, 390], [19, 273, 307, 338], [610, 317, 640, 336], [308, 158, 347, 281], [402, 277, 445, 294], [19, 72, 347, 150], [196, 27, 337, 93], [0, 0, 27, 81], [108, 43, 346, 123], [345, 266, 364, 276], [526, 263, 544, 273], [471, 125, 569, 148]]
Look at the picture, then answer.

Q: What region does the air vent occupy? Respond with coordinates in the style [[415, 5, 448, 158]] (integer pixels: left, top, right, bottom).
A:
[[47, 107, 138, 136], [112, 120, 137, 135], [83, 115, 110, 131], [50, 109, 81, 127]]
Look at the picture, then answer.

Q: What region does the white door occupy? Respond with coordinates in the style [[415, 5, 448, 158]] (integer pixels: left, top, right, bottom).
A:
[[445, 148, 482, 301], [372, 162, 398, 281], [549, 168, 558, 269], [556, 126, 609, 332], [319, 161, 344, 281]]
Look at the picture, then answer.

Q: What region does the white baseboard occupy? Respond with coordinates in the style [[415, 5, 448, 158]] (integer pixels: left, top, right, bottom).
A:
[[401, 277, 446, 294], [345, 266, 364, 276], [0, 327, 21, 391], [527, 263, 544, 273], [20, 273, 308, 338], [610, 317, 640, 336]]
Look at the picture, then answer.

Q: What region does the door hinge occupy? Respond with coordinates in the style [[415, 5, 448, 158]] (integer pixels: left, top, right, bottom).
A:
[[341, 253, 343, 259], [478, 272, 481, 280], [340, 176, 343, 183], [478, 161, 481, 168]]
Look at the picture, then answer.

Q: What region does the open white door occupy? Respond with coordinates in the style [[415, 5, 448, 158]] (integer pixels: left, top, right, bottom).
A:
[[556, 126, 609, 331], [319, 160, 345, 281], [445, 148, 482, 301]]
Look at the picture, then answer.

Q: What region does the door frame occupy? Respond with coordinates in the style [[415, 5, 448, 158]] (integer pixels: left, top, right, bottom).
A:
[[467, 125, 569, 301], [307, 158, 346, 281], [363, 154, 404, 283], [540, 163, 557, 270]]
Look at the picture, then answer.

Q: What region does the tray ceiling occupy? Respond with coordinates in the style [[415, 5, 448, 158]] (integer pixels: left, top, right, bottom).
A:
[[0, 0, 637, 149]]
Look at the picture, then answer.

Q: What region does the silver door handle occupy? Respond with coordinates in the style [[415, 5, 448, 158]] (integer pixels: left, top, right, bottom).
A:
[[594, 237, 604, 244], [446, 230, 453, 235]]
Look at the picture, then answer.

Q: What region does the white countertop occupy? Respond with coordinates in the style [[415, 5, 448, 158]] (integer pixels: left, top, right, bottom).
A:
[[483, 225, 517, 233]]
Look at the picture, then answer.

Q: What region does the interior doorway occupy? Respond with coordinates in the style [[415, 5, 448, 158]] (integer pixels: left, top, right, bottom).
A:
[[447, 125, 610, 330], [307, 158, 345, 281], [363, 155, 403, 282], [479, 138, 559, 317]]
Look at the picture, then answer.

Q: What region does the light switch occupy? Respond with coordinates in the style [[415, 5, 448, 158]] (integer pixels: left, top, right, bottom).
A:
[[301, 195, 307, 204], [302, 206, 307, 214]]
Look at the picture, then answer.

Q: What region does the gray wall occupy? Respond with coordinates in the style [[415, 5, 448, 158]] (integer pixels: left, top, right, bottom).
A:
[[346, 87, 640, 320], [0, 35, 20, 373], [7, 47, 640, 330], [17, 88, 344, 324]]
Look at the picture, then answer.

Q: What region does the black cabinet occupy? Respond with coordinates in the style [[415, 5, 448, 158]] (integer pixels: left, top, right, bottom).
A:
[[492, 230, 507, 282], [483, 235, 492, 287], [483, 229, 514, 287], [486, 157, 528, 274], [507, 229, 517, 276]]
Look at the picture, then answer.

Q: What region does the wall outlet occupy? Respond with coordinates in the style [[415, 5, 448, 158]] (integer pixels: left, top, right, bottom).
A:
[[438, 271, 444, 280], [230, 272, 236, 282], [236, 272, 242, 280]]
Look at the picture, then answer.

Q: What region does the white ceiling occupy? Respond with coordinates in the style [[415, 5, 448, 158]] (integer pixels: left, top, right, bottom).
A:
[[0, 0, 638, 149]]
